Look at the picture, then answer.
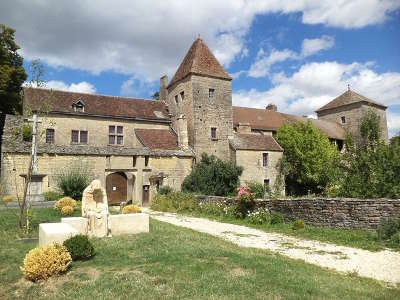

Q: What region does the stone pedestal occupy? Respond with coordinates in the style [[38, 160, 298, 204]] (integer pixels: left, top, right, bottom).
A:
[[20, 174, 46, 202], [109, 213, 149, 236], [61, 217, 88, 235], [39, 223, 78, 246]]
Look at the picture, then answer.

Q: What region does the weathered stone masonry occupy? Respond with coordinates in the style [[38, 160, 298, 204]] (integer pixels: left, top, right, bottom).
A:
[[196, 195, 400, 229]]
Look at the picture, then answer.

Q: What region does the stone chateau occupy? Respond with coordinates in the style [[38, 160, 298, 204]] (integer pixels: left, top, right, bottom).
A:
[[1, 38, 388, 205]]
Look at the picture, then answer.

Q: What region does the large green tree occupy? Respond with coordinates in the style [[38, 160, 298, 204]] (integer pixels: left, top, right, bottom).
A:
[[276, 120, 340, 196], [0, 24, 27, 115], [182, 153, 243, 196]]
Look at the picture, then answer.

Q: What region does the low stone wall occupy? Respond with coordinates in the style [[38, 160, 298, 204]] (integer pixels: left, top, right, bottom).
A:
[[195, 196, 400, 229]]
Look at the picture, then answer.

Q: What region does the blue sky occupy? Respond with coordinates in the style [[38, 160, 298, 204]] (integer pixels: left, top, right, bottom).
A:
[[1, 0, 399, 136]]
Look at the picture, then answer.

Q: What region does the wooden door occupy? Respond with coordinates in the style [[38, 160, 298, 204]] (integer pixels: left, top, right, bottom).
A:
[[142, 185, 150, 206], [106, 172, 127, 204]]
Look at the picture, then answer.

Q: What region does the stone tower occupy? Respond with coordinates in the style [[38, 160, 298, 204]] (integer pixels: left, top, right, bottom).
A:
[[163, 38, 233, 161], [316, 87, 388, 143]]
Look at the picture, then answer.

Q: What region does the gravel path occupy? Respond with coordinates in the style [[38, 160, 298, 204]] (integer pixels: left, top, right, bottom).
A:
[[150, 211, 400, 285]]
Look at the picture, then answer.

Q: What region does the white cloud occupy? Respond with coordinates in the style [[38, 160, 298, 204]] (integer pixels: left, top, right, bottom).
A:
[[120, 76, 156, 98], [248, 35, 335, 78], [301, 36, 335, 57], [1, 0, 398, 82], [388, 112, 400, 137], [233, 61, 400, 136], [45, 81, 96, 94]]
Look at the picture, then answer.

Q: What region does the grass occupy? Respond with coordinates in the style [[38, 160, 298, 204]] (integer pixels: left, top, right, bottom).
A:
[[0, 208, 399, 299], [185, 210, 393, 252]]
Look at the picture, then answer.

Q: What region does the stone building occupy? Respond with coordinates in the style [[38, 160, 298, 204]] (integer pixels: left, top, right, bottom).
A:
[[1, 37, 388, 203]]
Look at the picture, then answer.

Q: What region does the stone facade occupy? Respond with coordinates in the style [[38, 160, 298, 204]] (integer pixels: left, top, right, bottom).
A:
[[196, 195, 400, 229]]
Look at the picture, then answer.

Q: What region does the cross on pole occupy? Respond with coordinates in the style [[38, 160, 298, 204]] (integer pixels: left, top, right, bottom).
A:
[[27, 112, 42, 175]]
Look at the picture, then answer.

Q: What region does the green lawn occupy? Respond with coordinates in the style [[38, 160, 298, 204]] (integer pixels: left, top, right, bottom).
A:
[[184, 210, 394, 252], [0, 208, 399, 299]]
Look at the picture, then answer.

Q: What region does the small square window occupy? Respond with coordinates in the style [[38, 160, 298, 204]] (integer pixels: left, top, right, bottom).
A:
[[46, 129, 55, 144], [71, 130, 79, 144], [341, 116, 346, 124], [211, 127, 217, 139], [209, 88, 215, 98], [80, 131, 88, 144], [109, 126, 115, 134], [263, 153, 268, 167]]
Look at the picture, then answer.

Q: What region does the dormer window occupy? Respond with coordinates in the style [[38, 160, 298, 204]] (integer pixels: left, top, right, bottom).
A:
[[72, 100, 85, 112]]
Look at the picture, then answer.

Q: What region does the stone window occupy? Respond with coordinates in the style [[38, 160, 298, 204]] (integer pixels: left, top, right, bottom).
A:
[[341, 116, 346, 124], [264, 179, 270, 191], [46, 128, 55, 144], [145, 155, 149, 167], [262, 153, 268, 167], [180, 91, 185, 102], [109, 125, 123, 145], [132, 156, 137, 167], [175, 95, 179, 105], [209, 88, 215, 98], [211, 127, 217, 139], [71, 130, 88, 144], [71, 130, 79, 144]]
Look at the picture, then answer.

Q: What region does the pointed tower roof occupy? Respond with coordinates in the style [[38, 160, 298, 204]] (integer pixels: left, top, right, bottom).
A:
[[316, 89, 387, 113], [168, 38, 231, 88]]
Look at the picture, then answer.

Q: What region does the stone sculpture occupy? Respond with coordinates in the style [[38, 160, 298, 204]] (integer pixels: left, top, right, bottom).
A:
[[81, 179, 109, 237]]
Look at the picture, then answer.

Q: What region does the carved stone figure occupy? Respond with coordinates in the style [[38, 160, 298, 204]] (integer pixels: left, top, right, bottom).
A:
[[81, 179, 109, 237]]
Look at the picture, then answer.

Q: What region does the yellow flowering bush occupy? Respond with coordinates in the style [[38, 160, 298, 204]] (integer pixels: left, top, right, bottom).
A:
[[122, 204, 142, 214], [61, 205, 74, 216], [55, 197, 77, 211], [21, 243, 72, 281], [2, 195, 15, 205]]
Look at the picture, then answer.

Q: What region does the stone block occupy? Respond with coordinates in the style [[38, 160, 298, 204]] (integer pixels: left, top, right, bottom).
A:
[[109, 213, 149, 236], [39, 223, 79, 246], [61, 217, 88, 235]]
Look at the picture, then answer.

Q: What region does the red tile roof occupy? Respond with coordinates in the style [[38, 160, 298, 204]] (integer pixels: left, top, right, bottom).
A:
[[23, 87, 169, 121], [231, 133, 283, 151], [135, 129, 179, 150], [316, 89, 387, 112], [233, 106, 346, 140], [168, 38, 231, 88]]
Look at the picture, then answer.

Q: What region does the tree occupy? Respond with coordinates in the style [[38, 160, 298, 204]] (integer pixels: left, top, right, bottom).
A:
[[182, 153, 243, 196], [359, 109, 381, 149], [275, 120, 340, 196], [0, 24, 27, 115], [151, 91, 159, 100]]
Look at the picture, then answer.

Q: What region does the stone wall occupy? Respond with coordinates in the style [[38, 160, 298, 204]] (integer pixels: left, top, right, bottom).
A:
[[195, 195, 400, 229]]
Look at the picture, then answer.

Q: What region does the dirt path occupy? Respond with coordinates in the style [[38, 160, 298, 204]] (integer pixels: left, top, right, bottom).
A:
[[150, 211, 400, 285]]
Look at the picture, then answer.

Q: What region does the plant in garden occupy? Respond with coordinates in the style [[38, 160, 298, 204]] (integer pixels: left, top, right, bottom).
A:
[[20, 243, 71, 281], [292, 219, 305, 230], [376, 217, 400, 240], [63, 235, 95, 261], [182, 153, 243, 196], [270, 212, 284, 224], [56, 162, 92, 200], [246, 181, 265, 199], [122, 204, 142, 214], [55, 197, 77, 211], [61, 205, 74, 216], [248, 207, 270, 225], [43, 191, 63, 201], [234, 187, 255, 218], [151, 192, 198, 213], [2, 195, 15, 205], [158, 186, 173, 195]]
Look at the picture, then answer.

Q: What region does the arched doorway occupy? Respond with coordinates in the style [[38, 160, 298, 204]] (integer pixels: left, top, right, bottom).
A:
[[106, 172, 127, 205]]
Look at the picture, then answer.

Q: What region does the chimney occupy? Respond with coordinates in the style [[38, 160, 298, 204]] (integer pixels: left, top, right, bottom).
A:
[[237, 122, 251, 133], [176, 114, 189, 150], [160, 75, 168, 101], [265, 103, 277, 111]]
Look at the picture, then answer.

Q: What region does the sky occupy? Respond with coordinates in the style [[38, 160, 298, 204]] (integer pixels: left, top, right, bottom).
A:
[[1, 0, 399, 136]]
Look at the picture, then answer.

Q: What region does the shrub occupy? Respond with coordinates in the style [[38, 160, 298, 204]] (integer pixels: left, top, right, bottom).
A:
[[122, 204, 142, 214], [20, 243, 72, 281], [61, 205, 74, 216], [22, 124, 33, 142], [158, 186, 173, 195], [151, 192, 197, 213], [63, 235, 95, 261], [56, 163, 92, 200], [388, 232, 400, 248], [292, 219, 305, 230], [377, 217, 400, 240], [44, 191, 63, 201], [248, 207, 270, 225], [234, 187, 255, 219], [182, 153, 243, 196], [270, 212, 284, 224], [55, 197, 77, 211], [246, 181, 265, 199], [197, 202, 225, 216], [2, 195, 15, 205]]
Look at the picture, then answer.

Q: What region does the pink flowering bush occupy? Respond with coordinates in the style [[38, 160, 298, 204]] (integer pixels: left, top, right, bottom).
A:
[[234, 186, 255, 218]]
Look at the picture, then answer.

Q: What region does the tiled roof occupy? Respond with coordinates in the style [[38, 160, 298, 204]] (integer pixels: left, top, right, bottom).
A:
[[23, 87, 169, 121], [233, 106, 346, 140], [135, 128, 179, 150], [230, 133, 283, 151], [316, 89, 387, 112], [168, 38, 231, 88]]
